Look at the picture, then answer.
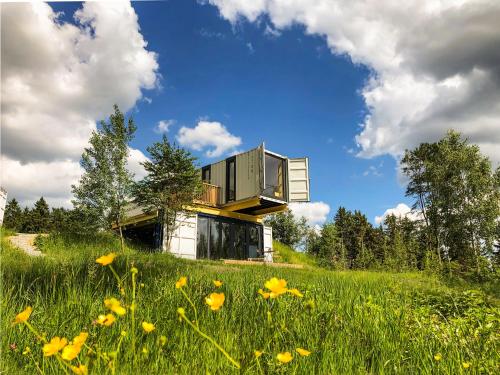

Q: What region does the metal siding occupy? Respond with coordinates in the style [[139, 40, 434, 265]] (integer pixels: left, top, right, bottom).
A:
[[263, 225, 273, 262], [210, 160, 226, 205], [236, 146, 262, 201], [165, 212, 197, 260], [288, 157, 310, 202]]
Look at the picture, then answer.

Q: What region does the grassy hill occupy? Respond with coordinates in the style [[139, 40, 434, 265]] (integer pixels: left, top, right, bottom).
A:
[[2, 232, 499, 374], [272, 241, 318, 268]]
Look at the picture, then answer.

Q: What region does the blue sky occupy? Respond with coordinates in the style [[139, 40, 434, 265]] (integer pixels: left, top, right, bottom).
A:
[[49, 0, 405, 224], [4, 1, 498, 226]]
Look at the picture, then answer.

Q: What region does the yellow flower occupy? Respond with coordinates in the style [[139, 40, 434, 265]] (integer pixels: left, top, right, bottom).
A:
[[159, 335, 167, 346], [177, 307, 186, 316], [13, 306, 32, 324], [462, 362, 471, 369], [213, 280, 223, 287], [276, 352, 293, 363], [131, 267, 138, 274], [71, 364, 87, 375], [104, 298, 126, 316], [254, 350, 263, 358], [296, 348, 311, 356], [43, 337, 68, 357], [96, 313, 115, 327], [434, 353, 442, 361], [96, 253, 116, 266], [142, 321, 155, 333], [72, 332, 88, 347], [142, 347, 148, 354], [264, 277, 287, 298], [258, 289, 270, 299], [205, 292, 225, 311], [175, 276, 187, 289], [288, 288, 304, 298], [61, 344, 82, 361]]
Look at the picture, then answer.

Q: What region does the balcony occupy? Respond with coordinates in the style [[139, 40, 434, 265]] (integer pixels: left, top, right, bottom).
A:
[[196, 182, 221, 207]]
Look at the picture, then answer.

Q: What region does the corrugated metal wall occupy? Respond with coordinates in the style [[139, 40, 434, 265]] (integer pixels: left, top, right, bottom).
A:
[[210, 160, 226, 204], [236, 146, 262, 201]]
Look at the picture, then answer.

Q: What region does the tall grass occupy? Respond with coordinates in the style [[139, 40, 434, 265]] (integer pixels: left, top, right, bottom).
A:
[[1, 232, 499, 374]]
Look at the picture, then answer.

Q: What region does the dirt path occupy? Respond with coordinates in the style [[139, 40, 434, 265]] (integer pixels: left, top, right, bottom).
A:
[[8, 233, 44, 257]]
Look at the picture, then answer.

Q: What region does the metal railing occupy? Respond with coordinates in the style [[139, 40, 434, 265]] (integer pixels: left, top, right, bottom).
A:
[[197, 182, 221, 207]]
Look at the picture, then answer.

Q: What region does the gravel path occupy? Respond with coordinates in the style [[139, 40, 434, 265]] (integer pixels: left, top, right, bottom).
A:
[[8, 233, 44, 257]]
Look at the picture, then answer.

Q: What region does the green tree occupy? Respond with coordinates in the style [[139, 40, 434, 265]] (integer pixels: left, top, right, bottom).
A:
[[263, 209, 307, 248], [30, 197, 51, 233], [401, 130, 500, 271], [72, 105, 136, 252], [132, 136, 202, 251], [3, 198, 23, 231]]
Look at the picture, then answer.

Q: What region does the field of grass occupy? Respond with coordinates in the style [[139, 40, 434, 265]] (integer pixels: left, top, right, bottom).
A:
[[272, 241, 318, 268], [1, 230, 499, 374]]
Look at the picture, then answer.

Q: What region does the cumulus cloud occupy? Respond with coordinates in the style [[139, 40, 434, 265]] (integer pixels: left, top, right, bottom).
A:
[[1, 2, 158, 207], [208, 0, 500, 165], [154, 119, 176, 133], [176, 120, 242, 157], [127, 148, 149, 181], [374, 203, 421, 225], [289, 201, 330, 227]]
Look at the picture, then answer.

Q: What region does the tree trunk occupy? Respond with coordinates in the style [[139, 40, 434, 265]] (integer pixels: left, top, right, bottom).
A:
[[117, 219, 125, 253]]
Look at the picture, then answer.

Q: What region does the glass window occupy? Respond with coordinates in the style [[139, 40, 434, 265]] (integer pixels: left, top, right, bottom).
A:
[[209, 219, 220, 259], [196, 216, 209, 259], [220, 221, 231, 259], [226, 157, 236, 201], [263, 153, 286, 200], [233, 223, 247, 260], [248, 225, 262, 258], [202, 166, 211, 183]]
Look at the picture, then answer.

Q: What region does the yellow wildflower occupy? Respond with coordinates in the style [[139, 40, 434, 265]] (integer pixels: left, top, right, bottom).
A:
[[71, 364, 87, 375], [104, 298, 126, 316], [296, 348, 311, 356], [254, 350, 263, 358], [13, 306, 32, 324], [434, 353, 442, 361], [213, 280, 223, 287], [142, 321, 155, 333], [61, 344, 82, 361], [142, 347, 148, 354], [177, 307, 186, 316], [462, 362, 471, 369], [264, 277, 287, 298], [96, 313, 115, 327], [96, 253, 116, 266], [258, 289, 270, 299], [205, 292, 225, 311], [43, 337, 68, 357], [160, 335, 167, 346], [72, 332, 88, 347], [288, 288, 304, 298], [175, 276, 187, 289], [276, 352, 293, 363], [131, 267, 138, 274]]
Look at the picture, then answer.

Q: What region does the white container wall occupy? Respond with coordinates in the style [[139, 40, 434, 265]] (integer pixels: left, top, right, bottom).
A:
[[165, 212, 197, 259], [287, 157, 310, 202], [263, 225, 273, 263]]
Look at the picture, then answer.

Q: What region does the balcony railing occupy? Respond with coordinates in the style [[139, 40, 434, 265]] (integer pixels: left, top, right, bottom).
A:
[[196, 182, 221, 207]]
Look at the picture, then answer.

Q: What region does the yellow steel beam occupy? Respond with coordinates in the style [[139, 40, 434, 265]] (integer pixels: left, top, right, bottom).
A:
[[185, 205, 263, 223], [221, 197, 261, 212], [253, 204, 288, 217], [112, 212, 158, 228]]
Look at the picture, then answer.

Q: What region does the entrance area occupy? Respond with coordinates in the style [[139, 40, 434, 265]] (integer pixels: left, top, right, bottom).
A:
[[196, 214, 263, 260], [122, 221, 163, 252]]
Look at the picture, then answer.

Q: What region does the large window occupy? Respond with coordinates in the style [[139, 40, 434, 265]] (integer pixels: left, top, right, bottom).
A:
[[263, 153, 286, 200], [202, 166, 211, 183], [226, 156, 236, 201], [196, 215, 263, 260]]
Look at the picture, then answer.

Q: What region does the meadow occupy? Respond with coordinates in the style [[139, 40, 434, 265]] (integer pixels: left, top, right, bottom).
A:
[[1, 231, 499, 374]]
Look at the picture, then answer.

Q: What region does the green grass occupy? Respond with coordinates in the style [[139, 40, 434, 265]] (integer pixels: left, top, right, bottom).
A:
[[272, 241, 318, 268], [1, 231, 499, 374]]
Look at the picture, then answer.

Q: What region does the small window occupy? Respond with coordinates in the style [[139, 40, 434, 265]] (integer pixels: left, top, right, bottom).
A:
[[226, 157, 236, 202], [202, 166, 211, 183]]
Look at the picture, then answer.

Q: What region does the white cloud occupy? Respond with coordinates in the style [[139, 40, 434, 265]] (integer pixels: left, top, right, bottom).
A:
[[176, 121, 242, 158], [246, 42, 255, 54], [155, 119, 176, 133], [208, 0, 500, 165], [289, 201, 330, 227], [264, 24, 281, 38], [374, 203, 421, 225], [1, 2, 158, 207], [127, 148, 149, 181]]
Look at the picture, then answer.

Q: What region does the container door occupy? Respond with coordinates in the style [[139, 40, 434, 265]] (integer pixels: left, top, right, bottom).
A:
[[287, 158, 310, 202], [263, 226, 273, 263]]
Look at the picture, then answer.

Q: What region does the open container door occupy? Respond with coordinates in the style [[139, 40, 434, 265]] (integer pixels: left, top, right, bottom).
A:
[[287, 157, 310, 202]]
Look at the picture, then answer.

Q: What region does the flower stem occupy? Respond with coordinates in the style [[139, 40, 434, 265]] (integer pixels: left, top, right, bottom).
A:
[[131, 269, 137, 364], [108, 265, 123, 291], [179, 313, 240, 369], [180, 288, 199, 328]]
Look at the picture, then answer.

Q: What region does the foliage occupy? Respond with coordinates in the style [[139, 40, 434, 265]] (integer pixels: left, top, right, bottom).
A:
[[401, 130, 500, 270], [72, 105, 137, 250], [263, 210, 308, 247], [2, 234, 499, 374], [132, 136, 202, 250], [3, 198, 23, 231]]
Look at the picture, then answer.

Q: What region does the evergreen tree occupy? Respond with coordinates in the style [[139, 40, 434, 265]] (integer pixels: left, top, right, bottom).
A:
[[30, 197, 51, 233], [3, 198, 23, 231], [132, 136, 202, 251]]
